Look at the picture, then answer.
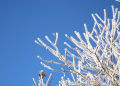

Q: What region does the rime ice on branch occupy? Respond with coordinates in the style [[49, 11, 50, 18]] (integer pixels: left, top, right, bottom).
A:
[[35, 6, 120, 86], [32, 71, 52, 86]]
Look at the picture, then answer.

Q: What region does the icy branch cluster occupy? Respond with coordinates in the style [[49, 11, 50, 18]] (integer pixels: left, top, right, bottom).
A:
[[35, 6, 120, 86]]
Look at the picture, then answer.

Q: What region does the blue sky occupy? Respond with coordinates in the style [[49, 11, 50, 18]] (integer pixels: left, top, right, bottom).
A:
[[0, 0, 119, 86]]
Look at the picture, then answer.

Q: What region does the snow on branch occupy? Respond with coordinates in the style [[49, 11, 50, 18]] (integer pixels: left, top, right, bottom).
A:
[[35, 6, 120, 86], [32, 71, 52, 86]]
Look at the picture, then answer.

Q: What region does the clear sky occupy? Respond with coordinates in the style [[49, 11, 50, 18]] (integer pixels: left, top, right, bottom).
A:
[[0, 0, 119, 86]]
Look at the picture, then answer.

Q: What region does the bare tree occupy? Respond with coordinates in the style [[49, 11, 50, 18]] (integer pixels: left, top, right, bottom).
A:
[[33, 5, 120, 86]]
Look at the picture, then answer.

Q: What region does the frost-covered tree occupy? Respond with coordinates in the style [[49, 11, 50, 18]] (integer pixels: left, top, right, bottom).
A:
[[33, 5, 120, 86]]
